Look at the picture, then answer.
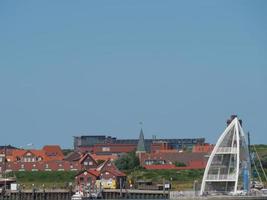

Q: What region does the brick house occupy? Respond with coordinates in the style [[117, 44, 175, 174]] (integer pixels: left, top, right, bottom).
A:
[[75, 159, 126, 190], [75, 169, 100, 189], [139, 152, 208, 170], [192, 143, 214, 153]]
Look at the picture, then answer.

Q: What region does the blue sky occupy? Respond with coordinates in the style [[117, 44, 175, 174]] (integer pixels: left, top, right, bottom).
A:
[[0, 1, 266, 148]]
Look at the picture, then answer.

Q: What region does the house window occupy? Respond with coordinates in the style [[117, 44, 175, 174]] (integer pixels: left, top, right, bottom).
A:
[[0, 157, 2, 162], [70, 165, 73, 169], [45, 164, 49, 168], [89, 161, 93, 166], [21, 164, 24, 169], [84, 162, 88, 165], [32, 158, 35, 162], [80, 177, 84, 183], [102, 147, 110, 152], [26, 152, 31, 156]]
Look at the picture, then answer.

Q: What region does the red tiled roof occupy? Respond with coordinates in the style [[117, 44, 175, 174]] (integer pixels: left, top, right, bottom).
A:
[[103, 169, 126, 177], [88, 169, 100, 177], [144, 160, 206, 170], [91, 154, 118, 161], [75, 169, 100, 177], [140, 152, 208, 166], [42, 145, 64, 161]]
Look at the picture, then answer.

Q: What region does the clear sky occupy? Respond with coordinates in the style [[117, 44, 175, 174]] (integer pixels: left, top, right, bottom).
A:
[[0, 1, 266, 148]]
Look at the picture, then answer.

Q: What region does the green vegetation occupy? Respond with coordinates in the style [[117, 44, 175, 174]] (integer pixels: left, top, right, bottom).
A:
[[128, 169, 203, 182], [8, 171, 77, 189], [251, 145, 267, 168], [127, 169, 204, 190], [115, 151, 140, 170], [174, 161, 186, 167]]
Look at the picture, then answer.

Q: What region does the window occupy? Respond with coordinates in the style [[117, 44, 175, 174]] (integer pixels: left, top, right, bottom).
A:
[[21, 164, 24, 168], [102, 147, 110, 152], [80, 177, 84, 183], [89, 161, 93, 166], [84, 161, 88, 165]]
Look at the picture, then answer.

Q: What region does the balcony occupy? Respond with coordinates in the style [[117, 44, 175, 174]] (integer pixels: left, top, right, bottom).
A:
[[216, 147, 237, 154], [206, 174, 236, 181]]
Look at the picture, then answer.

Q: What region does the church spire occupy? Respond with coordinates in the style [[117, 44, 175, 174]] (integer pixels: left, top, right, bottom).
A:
[[136, 128, 146, 153]]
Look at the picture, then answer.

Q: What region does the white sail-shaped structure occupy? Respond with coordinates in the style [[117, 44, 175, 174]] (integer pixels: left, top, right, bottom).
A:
[[200, 117, 250, 195]]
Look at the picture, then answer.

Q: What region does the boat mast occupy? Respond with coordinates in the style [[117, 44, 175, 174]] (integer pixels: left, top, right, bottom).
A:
[[247, 132, 253, 182], [4, 145, 7, 192]]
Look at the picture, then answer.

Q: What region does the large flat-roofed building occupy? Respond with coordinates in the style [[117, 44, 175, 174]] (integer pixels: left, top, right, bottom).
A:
[[74, 133, 205, 152]]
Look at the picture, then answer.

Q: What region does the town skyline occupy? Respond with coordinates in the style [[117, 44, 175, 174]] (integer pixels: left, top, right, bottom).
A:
[[1, 1, 267, 148]]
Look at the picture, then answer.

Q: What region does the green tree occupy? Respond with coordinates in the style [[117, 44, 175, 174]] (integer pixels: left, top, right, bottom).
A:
[[115, 151, 140, 170]]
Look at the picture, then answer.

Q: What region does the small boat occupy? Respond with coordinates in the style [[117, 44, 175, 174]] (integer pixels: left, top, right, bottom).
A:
[[71, 191, 84, 200], [71, 190, 102, 200]]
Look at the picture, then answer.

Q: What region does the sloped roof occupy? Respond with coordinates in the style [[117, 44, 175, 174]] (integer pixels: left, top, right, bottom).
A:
[[79, 153, 97, 166], [75, 169, 100, 177], [91, 154, 118, 161], [64, 151, 82, 162], [43, 145, 64, 160], [140, 152, 208, 165], [102, 169, 126, 177]]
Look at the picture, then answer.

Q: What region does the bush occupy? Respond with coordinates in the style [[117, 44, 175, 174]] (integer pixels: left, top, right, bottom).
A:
[[174, 162, 186, 167]]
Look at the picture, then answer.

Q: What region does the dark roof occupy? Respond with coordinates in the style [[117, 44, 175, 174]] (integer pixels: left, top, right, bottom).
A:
[[0, 145, 17, 150], [64, 151, 82, 162]]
